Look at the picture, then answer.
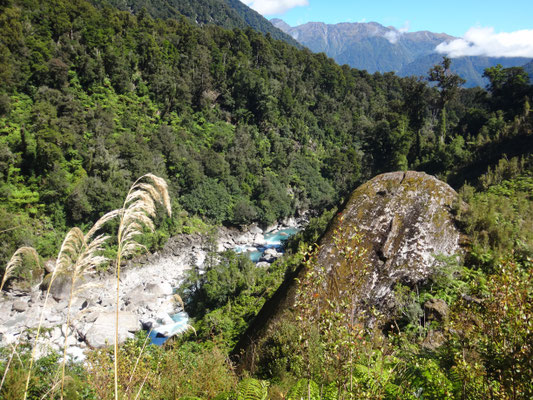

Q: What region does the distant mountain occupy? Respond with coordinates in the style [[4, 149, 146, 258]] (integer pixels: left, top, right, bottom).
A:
[[401, 54, 532, 88], [92, 0, 301, 47], [271, 19, 453, 71], [272, 19, 531, 87]]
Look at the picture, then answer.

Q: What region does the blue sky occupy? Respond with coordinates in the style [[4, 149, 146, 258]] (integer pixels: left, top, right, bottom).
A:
[[240, 0, 533, 57], [241, 0, 533, 37]]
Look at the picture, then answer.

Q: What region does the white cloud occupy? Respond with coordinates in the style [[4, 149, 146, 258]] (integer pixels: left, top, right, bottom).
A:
[[384, 30, 400, 44], [384, 21, 410, 44], [240, 0, 308, 15], [436, 27, 533, 58]]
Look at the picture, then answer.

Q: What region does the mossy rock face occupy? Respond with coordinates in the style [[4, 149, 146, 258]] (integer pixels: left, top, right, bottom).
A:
[[234, 171, 462, 370], [316, 171, 461, 311]]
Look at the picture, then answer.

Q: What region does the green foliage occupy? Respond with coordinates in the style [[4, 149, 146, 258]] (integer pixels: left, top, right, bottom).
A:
[[180, 248, 303, 347], [181, 178, 233, 224], [484, 65, 531, 118], [286, 379, 320, 400], [456, 168, 533, 270], [0, 0, 532, 267], [0, 346, 96, 399], [445, 256, 533, 399], [236, 378, 269, 400]]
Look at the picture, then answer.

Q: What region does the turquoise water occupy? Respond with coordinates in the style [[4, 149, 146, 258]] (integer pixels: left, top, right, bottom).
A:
[[149, 228, 300, 345], [241, 227, 299, 262], [149, 311, 189, 346], [264, 227, 299, 245], [249, 250, 263, 262]]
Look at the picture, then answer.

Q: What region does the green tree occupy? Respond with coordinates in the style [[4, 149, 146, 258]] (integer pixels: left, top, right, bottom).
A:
[[428, 57, 466, 142], [483, 65, 531, 118]]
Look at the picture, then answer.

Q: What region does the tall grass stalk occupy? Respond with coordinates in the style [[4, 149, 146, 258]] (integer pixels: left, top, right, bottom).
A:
[[113, 174, 171, 400], [0, 247, 39, 291], [57, 210, 118, 399], [23, 244, 64, 399], [124, 328, 153, 396], [23, 210, 118, 400], [134, 371, 151, 400]]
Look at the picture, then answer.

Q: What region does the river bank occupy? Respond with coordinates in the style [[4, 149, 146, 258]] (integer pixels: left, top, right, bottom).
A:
[[0, 216, 306, 360]]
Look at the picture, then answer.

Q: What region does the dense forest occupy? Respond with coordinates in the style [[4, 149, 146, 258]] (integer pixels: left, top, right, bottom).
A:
[[1, 0, 531, 264], [0, 0, 532, 398], [91, 0, 301, 46]]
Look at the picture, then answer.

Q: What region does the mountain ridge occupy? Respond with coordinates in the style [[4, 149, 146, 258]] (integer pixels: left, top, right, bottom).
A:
[[91, 0, 301, 47], [272, 19, 531, 87]]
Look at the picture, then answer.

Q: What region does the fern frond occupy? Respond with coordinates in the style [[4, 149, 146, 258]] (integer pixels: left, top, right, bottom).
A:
[[236, 378, 269, 400], [287, 379, 320, 400]]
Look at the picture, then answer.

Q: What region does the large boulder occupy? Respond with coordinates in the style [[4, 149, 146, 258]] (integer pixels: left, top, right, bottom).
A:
[[46, 275, 72, 302], [234, 171, 463, 368], [85, 312, 141, 348], [314, 170, 462, 311]]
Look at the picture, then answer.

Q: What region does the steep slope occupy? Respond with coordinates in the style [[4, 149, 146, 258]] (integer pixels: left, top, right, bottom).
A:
[[93, 0, 301, 46], [272, 19, 531, 87], [234, 171, 463, 369]]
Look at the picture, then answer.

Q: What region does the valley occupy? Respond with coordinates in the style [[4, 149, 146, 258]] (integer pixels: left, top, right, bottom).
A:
[[0, 0, 531, 398]]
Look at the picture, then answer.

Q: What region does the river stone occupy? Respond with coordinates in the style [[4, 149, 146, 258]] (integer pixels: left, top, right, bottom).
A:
[[249, 225, 263, 235], [236, 232, 254, 244], [48, 275, 72, 301], [3, 314, 26, 329], [125, 291, 157, 308], [50, 327, 62, 342], [85, 312, 140, 348], [12, 299, 28, 312], [265, 223, 278, 233], [66, 346, 86, 362], [282, 217, 298, 227], [253, 234, 266, 246], [261, 248, 282, 262], [44, 259, 55, 274], [145, 282, 173, 297], [256, 262, 270, 268], [30, 289, 42, 303]]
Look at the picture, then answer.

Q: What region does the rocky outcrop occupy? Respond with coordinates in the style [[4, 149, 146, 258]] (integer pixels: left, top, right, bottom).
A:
[[315, 170, 462, 311], [234, 171, 463, 368], [424, 298, 450, 323]]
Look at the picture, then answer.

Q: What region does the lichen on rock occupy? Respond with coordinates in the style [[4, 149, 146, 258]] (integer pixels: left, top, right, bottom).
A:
[[316, 170, 462, 313]]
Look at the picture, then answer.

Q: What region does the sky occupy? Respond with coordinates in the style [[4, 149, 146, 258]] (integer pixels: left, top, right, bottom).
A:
[[240, 0, 533, 58]]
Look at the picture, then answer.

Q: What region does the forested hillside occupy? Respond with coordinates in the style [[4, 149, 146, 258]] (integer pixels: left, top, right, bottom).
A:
[[524, 60, 533, 81], [91, 0, 301, 46]]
